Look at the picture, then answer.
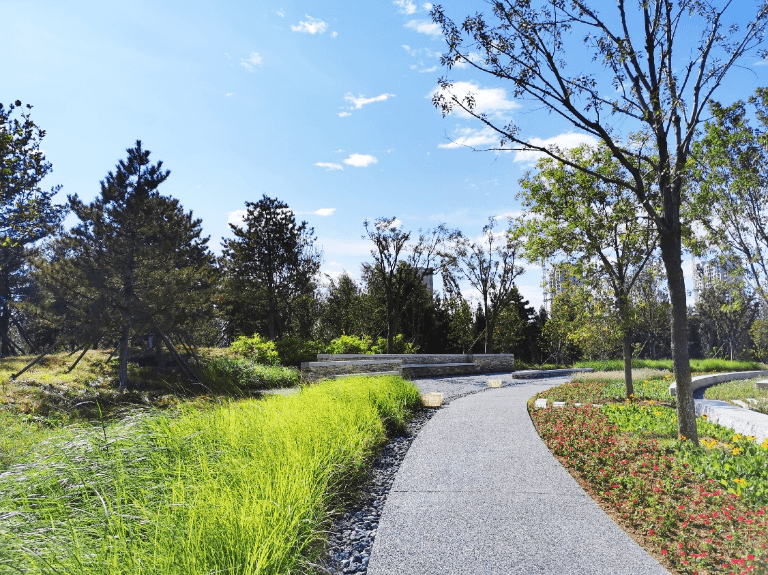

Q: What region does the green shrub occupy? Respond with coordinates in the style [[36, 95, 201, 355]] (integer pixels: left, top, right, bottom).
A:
[[325, 334, 374, 354], [371, 334, 417, 354], [199, 356, 299, 390], [230, 334, 280, 365], [274, 336, 322, 366]]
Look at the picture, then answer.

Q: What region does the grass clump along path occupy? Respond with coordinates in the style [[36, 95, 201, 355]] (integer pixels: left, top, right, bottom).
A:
[[0, 375, 421, 574], [531, 376, 768, 574]]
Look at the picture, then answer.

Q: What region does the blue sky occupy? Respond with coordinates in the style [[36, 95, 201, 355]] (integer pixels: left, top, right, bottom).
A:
[[5, 0, 768, 310]]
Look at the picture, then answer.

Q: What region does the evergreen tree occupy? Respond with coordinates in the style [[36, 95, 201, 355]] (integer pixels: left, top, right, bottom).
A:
[[221, 195, 321, 340], [0, 101, 65, 356], [43, 141, 214, 390]]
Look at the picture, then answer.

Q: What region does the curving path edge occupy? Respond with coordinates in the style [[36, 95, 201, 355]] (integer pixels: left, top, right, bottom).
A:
[[366, 377, 669, 575]]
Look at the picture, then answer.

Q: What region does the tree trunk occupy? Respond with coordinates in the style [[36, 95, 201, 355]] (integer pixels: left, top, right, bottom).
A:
[[622, 331, 634, 399], [118, 323, 130, 392], [0, 280, 11, 357], [618, 294, 634, 399], [660, 232, 698, 445]]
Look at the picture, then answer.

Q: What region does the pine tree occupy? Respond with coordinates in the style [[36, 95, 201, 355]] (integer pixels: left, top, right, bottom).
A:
[[221, 195, 321, 340], [0, 101, 65, 356], [43, 141, 214, 391]]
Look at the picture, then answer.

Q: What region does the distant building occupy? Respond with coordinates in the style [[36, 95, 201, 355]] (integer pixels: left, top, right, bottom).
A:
[[543, 263, 579, 311], [692, 256, 741, 304], [419, 268, 434, 293]]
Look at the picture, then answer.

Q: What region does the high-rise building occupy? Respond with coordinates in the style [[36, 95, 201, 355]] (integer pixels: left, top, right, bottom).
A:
[[542, 263, 579, 311], [692, 256, 741, 304]]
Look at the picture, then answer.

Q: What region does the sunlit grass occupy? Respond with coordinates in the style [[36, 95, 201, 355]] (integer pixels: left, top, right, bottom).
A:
[[0, 349, 299, 420], [704, 377, 768, 414], [574, 357, 766, 373], [0, 375, 421, 574]]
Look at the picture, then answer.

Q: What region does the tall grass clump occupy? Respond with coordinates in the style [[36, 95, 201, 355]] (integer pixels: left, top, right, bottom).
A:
[[198, 355, 300, 391], [0, 375, 421, 574]]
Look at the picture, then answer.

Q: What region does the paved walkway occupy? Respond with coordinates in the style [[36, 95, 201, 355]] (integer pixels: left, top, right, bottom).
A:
[[366, 376, 669, 575]]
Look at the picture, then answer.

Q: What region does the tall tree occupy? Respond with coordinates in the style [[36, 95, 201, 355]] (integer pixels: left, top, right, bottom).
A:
[[430, 0, 768, 444], [518, 144, 657, 397], [0, 101, 65, 356], [46, 141, 214, 391], [221, 195, 321, 340], [362, 217, 456, 353], [691, 89, 768, 307], [456, 217, 524, 353]]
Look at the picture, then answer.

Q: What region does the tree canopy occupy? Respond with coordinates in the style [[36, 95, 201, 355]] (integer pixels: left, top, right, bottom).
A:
[[221, 195, 321, 340], [44, 141, 214, 390], [0, 101, 65, 356], [430, 0, 768, 444], [518, 144, 657, 396]]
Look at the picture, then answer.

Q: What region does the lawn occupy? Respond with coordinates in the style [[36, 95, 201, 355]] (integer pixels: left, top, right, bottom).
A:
[[530, 376, 768, 574], [0, 375, 421, 574], [0, 349, 299, 421], [704, 379, 768, 415]]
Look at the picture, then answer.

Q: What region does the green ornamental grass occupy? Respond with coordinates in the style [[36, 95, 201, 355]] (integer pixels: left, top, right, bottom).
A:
[[0, 375, 421, 574]]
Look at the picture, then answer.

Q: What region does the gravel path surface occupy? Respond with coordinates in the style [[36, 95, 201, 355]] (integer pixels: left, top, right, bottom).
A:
[[366, 376, 670, 575], [319, 374, 523, 574]]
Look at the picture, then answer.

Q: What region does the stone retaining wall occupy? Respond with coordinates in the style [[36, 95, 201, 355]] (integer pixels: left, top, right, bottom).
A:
[[400, 363, 477, 379], [472, 354, 516, 373], [317, 354, 472, 365], [302, 353, 515, 380], [301, 359, 403, 380]]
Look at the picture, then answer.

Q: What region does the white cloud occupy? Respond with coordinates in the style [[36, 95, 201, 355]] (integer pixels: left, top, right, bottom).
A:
[[225, 92, 233, 97], [453, 52, 481, 69], [402, 44, 411, 52], [513, 132, 600, 164], [276, 9, 284, 17], [438, 126, 498, 149], [227, 210, 247, 228], [331, 31, 338, 37], [223, 52, 231, 59], [405, 19, 441, 36], [755, 60, 768, 66], [376, 218, 402, 230], [493, 210, 524, 221], [314, 162, 344, 171], [394, 0, 417, 14], [423, 2, 433, 9], [431, 81, 519, 119], [240, 52, 262, 72], [343, 153, 378, 167], [418, 65, 438, 73], [344, 92, 395, 109], [338, 111, 352, 117], [329, 261, 342, 266], [318, 237, 372, 256], [291, 15, 328, 34], [296, 207, 338, 216]]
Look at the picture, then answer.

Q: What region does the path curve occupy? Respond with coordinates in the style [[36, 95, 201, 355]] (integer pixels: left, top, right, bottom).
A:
[[366, 376, 669, 575]]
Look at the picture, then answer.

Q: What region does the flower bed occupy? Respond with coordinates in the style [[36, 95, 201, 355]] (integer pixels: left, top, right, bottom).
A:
[[530, 379, 768, 575]]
